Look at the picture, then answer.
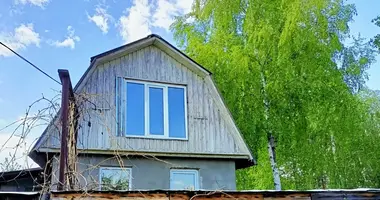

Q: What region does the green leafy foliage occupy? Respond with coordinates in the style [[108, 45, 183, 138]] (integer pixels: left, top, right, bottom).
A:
[[338, 36, 376, 93], [101, 176, 130, 191], [172, 0, 380, 189], [372, 16, 380, 51]]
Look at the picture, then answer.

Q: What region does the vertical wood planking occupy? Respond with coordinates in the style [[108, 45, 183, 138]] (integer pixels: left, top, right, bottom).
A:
[[207, 92, 214, 153], [41, 45, 249, 156], [135, 50, 142, 79], [103, 60, 111, 149], [110, 59, 117, 141], [194, 73, 201, 152], [100, 62, 107, 149], [186, 67, 195, 152], [86, 67, 95, 149], [203, 82, 210, 152], [96, 65, 102, 149], [214, 106, 221, 153], [159, 47, 166, 82], [199, 79, 205, 152], [77, 82, 85, 149], [83, 76, 90, 149]]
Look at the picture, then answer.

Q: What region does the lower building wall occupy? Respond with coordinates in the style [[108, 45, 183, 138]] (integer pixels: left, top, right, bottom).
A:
[[51, 155, 236, 191]]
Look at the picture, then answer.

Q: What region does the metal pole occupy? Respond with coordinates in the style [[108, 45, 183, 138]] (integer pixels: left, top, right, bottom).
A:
[[58, 69, 70, 190]]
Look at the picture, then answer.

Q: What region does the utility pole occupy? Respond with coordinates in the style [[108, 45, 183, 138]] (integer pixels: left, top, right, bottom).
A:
[[57, 69, 75, 190]]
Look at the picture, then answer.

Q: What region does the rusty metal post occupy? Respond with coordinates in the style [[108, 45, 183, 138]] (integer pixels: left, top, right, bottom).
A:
[[58, 69, 71, 190]]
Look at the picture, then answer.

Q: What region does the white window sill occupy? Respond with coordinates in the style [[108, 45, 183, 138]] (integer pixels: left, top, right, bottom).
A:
[[118, 135, 189, 141]]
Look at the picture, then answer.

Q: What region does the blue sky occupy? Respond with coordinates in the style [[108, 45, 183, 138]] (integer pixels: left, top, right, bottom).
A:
[[0, 0, 378, 167]]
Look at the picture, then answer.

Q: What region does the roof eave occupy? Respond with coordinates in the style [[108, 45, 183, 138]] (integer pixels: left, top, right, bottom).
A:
[[28, 149, 47, 168]]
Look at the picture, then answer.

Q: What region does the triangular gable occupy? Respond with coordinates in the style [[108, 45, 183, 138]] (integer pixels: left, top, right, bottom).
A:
[[30, 34, 255, 167], [75, 34, 211, 93]]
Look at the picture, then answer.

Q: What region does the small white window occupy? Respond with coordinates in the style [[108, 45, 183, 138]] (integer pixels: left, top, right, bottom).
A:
[[99, 167, 132, 190], [170, 169, 199, 190]]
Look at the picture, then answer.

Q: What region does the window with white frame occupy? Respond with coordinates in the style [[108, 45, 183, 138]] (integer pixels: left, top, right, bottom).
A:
[[124, 80, 187, 139], [99, 167, 132, 191], [170, 169, 199, 190]]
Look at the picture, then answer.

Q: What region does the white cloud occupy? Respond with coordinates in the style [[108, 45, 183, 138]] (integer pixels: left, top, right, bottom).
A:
[[117, 0, 193, 44], [0, 117, 43, 169], [88, 6, 113, 34], [175, 0, 193, 13], [50, 26, 80, 49], [15, 0, 50, 8], [152, 0, 177, 30], [0, 132, 39, 169], [152, 0, 193, 31], [118, 0, 152, 43], [0, 23, 41, 57]]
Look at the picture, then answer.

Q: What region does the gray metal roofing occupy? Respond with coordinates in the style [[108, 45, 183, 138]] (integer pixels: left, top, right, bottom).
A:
[[0, 167, 42, 175]]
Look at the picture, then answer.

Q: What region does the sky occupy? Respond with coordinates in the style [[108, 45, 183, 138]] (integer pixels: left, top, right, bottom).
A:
[[0, 0, 379, 169]]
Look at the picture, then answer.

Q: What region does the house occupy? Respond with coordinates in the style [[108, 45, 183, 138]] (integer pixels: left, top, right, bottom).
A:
[[28, 34, 254, 191], [0, 168, 43, 192]]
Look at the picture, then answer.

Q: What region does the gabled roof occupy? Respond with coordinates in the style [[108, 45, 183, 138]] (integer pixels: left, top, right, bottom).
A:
[[90, 34, 212, 73], [74, 34, 212, 93], [29, 34, 255, 168]]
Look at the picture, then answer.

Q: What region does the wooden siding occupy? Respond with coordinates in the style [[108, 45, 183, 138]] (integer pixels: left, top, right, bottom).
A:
[[40, 45, 249, 156]]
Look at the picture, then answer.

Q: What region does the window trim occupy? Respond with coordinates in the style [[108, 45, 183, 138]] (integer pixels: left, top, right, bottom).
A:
[[99, 166, 132, 190], [124, 79, 188, 140], [170, 169, 199, 190]]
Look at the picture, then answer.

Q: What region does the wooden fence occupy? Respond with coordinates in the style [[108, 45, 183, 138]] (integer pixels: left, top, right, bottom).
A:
[[50, 189, 380, 200]]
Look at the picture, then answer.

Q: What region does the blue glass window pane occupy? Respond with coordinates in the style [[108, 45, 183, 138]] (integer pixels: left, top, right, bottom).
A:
[[126, 82, 145, 136], [168, 87, 186, 138], [149, 87, 164, 135], [170, 171, 198, 190], [101, 168, 131, 190]]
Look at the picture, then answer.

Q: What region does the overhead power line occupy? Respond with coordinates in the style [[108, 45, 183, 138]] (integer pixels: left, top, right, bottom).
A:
[[0, 42, 61, 85]]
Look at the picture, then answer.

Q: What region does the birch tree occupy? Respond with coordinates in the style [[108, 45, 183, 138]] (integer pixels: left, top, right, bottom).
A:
[[373, 16, 380, 51], [172, 0, 379, 190]]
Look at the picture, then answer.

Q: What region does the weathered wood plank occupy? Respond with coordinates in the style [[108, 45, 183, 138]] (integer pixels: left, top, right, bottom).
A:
[[42, 45, 250, 156], [50, 192, 314, 200]]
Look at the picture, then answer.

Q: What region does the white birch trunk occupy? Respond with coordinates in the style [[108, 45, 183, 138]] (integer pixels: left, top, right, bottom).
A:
[[260, 67, 282, 190], [267, 133, 281, 190]]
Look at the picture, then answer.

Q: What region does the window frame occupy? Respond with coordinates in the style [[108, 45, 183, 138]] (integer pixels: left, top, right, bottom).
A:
[[170, 169, 199, 190], [124, 79, 188, 140], [99, 166, 132, 191]]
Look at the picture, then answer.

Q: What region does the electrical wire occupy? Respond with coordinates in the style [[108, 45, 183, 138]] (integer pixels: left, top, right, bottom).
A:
[[0, 42, 62, 85]]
